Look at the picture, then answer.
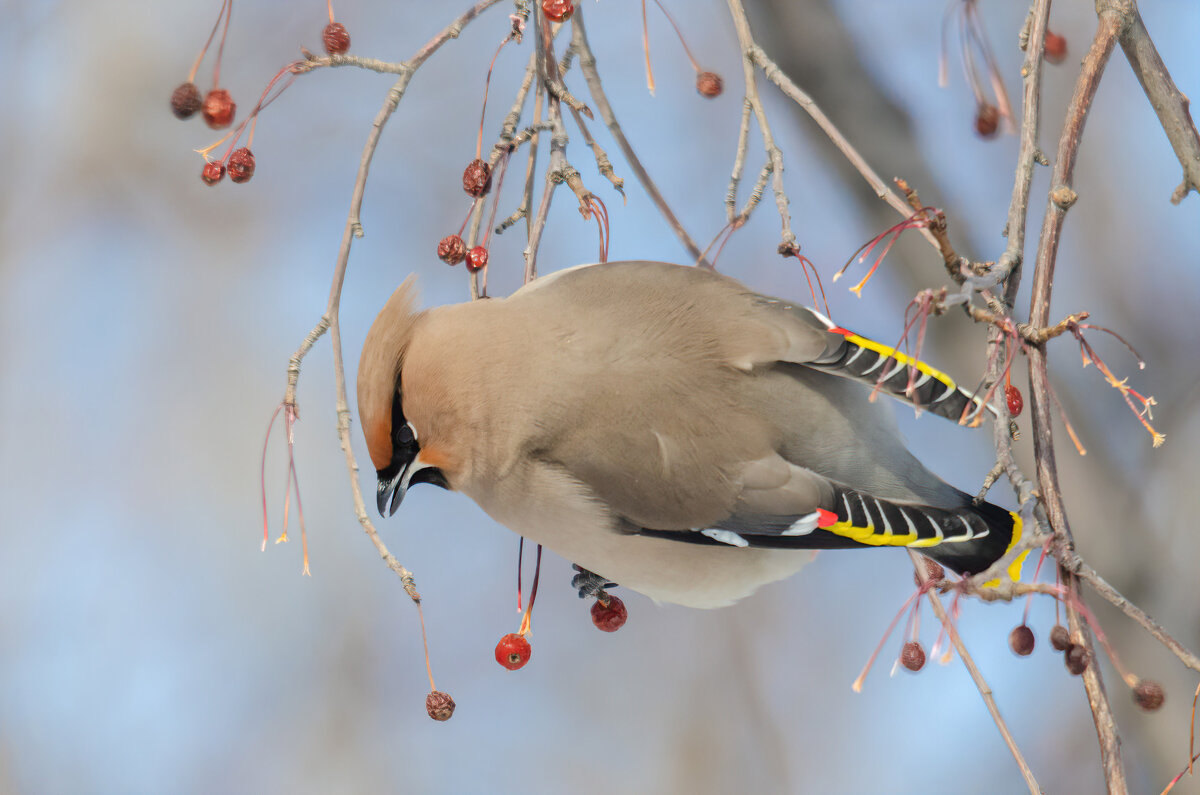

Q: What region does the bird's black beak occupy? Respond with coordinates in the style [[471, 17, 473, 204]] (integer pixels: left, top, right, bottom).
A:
[[376, 456, 450, 517]]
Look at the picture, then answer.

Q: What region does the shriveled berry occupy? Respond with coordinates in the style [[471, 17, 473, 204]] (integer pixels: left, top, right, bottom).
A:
[[495, 632, 531, 670], [696, 72, 723, 98], [1005, 384, 1024, 416], [1009, 624, 1035, 656], [1065, 643, 1091, 675], [171, 82, 202, 119], [590, 594, 628, 632], [1132, 679, 1164, 712], [913, 557, 945, 586], [1049, 625, 1071, 652], [437, 234, 467, 265], [462, 159, 492, 198], [975, 103, 1000, 138], [201, 161, 226, 185], [202, 88, 236, 130], [1044, 31, 1068, 65], [227, 147, 256, 184], [900, 641, 926, 672], [425, 690, 456, 721], [323, 22, 351, 55], [542, 0, 574, 23], [465, 246, 489, 272]]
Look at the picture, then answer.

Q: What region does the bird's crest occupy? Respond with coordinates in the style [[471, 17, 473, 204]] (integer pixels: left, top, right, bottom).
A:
[[357, 276, 421, 471]]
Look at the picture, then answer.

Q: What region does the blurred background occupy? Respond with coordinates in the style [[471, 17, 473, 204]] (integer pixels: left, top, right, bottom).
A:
[[2, 0, 1198, 792]]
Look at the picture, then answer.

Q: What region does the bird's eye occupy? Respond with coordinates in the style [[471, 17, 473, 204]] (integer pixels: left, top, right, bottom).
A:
[[397, 422, 416, 445]]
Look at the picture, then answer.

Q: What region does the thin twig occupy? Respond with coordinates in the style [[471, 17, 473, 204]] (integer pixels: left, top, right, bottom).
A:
[[570, 8, 710, 267], [282, 0, 505, 603], [910, 551, 1041, 794], [1027, 10, 1127, 793]]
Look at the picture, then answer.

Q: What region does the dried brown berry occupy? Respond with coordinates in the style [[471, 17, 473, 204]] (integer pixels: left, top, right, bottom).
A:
[[201, 161, 226, 185], [1044, 31, 1068, 65], [900, 641, 926, 672], [975, 103, 1000, 139], [1009, 625, 1035, 656], [437, 234, 467, 265], [1132, 680, 1164, 712], [1049, 625, 1071, 652], [202, 89, 236, 130], [425, 690, 456, 721], [465, 246, 489, 272], [590, 594, 628, 632], [323, 22, 351, 55], [542, 0, 574, 23], [462, 159, 492, 198], [227, 147, 256, 184], [1065, 643, 1091, 675], [913, 557, 945, 586], [696, 72, 723, 98], [171, 82, 202, 119]]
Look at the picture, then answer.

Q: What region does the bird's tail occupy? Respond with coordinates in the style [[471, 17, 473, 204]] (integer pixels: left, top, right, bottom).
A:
[[817, 484, 1026, 580]]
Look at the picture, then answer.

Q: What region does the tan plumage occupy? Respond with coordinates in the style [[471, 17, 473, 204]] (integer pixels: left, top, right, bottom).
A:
[[357, 261, 1022, 608]]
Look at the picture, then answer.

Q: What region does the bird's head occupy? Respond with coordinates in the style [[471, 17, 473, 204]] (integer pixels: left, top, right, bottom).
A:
[[357, 277, 452, 517]]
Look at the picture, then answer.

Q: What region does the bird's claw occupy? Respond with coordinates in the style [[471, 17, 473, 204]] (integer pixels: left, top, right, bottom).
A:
[[571, 564, 617, 601]]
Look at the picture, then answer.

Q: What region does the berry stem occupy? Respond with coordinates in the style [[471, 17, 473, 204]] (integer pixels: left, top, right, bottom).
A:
[[327, 0, 336, 25], [517, 544, 543, 636], [213, 0, 234, 88], [640, 0, 654, 94], [417, 601, 437, 692], [649, 0, 701, 73], [260, 403, 283, 552], [187, 0, 231, 84]]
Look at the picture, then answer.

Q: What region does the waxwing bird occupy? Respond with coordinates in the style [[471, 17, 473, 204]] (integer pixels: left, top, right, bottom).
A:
[[357, 261, 1023, 608]]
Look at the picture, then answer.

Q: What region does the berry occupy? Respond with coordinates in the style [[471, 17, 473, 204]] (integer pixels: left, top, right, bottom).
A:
[[913, 557, 945, 586], [1132, 680, 1165, 712], [202, 88, 236, 130], [323, 22, 351, 55], [900, 641, 926, 672], [590, 594, 628, 632], [465, 246, 489, 272], [696, 72, 723, 98], [542, 0, 574, 23], [974, 103, 999, 138], [1009, 624, 1035, 656], [495, 632, 531, 670], [438, 234, 467, 265], [425, 690, 456, 721], [1049, 625, 1071, 652], [462, 159, 492, 198], [171, 82, 202, 119], [1044, 31, 1068, 65], [1005, 384, 1023, 416], [1065, 643, 1091, 675], [201, 161, 226, 185], [227, 147, 256, 184]]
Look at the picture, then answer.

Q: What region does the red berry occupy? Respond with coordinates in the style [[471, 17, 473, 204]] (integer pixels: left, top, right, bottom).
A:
[[590, 594, 628, 632], [462, 159, 492, 198], [1044, 31, 1068, 65], [900, 641, 926, 672], [171, 82, 202, 119], [227, 147, 256, 184], [1009, 625, 1035, 656], [1065, 643, 1091, 675], [974, 103, 999, 138], [201, 161, 226, 185], [1132, 679, 1164, 712], [323, 22, 351, 55], [437, 234, 467, 265], [465, 246, 489, 272], [1049, 625, 1071, 652], [696, 72, 723, 98], [495, 633, 531, 670], [202, 88, 236, 130], [542, 0, 574, 22], [425, 690, 456, 721], [1005, 384, 1023, 416]]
